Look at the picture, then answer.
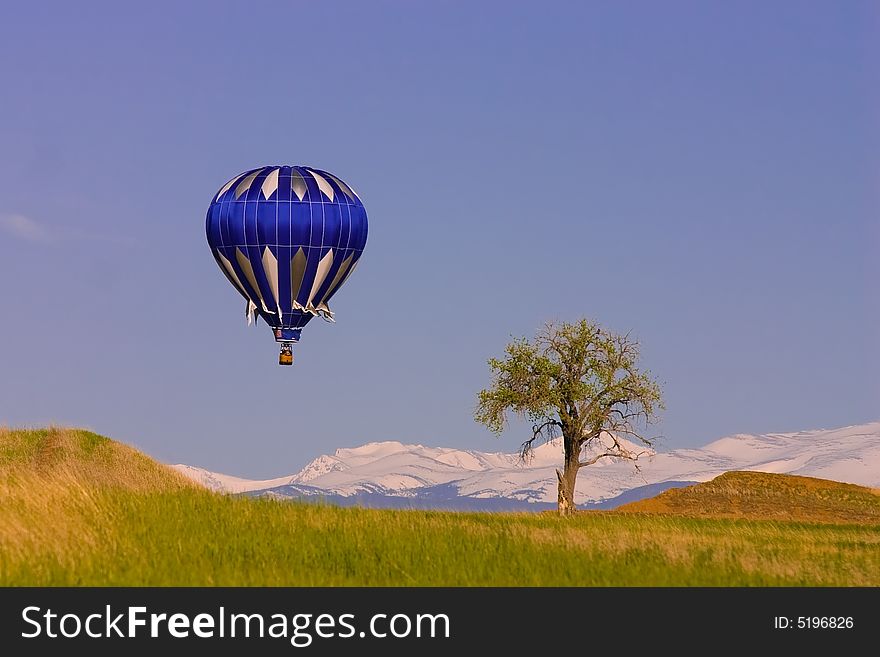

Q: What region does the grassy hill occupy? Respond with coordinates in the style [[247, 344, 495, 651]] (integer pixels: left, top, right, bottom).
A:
[[2, 428, 879, 586], [618, 471, 880, 523]]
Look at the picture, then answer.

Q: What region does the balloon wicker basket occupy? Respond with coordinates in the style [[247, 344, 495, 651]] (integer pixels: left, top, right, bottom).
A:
[[279, 343, 294, 366]]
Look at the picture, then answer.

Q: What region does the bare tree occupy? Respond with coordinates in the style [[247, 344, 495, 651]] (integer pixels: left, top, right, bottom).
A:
[[475, 319, 663, 515]]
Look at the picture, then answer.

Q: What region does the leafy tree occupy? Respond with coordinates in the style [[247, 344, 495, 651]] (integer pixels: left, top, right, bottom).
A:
[[475, 319, 663, 515]]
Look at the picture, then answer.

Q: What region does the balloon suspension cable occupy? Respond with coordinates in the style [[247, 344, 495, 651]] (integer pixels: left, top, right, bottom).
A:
[[279, 342, 294, 366]]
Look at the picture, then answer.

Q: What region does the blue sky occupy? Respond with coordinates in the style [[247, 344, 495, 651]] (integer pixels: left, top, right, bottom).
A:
[[1, 1, 877, 477]]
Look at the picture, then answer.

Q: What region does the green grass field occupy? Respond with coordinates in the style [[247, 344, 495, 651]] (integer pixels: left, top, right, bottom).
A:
[[2, 428, 879, 586]]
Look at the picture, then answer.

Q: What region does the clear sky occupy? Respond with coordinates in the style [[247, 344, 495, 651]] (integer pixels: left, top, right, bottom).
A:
[[1, 1, 877, 477]]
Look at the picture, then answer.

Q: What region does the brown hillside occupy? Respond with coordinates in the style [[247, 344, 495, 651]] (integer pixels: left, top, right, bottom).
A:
[[0, 427, 193, 492], [616, 471, 880, 524], [0, 427, 196, 566]]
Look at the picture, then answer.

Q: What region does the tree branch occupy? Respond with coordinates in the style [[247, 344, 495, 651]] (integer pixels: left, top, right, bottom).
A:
[[520, 419, 561, 461], [578, 451, 623, 467], [578, 446, 650, 468]]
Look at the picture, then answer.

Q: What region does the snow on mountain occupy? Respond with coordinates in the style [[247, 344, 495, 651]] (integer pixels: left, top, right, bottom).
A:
[[172, 422, 880, 506], [172, 464, 295, 494]]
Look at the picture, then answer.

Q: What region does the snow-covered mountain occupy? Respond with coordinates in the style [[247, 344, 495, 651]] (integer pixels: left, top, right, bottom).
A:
[[173, 422, 880, 509]]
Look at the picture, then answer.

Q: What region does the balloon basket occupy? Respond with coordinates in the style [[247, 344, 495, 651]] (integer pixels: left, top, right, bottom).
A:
[[279, 342, 294, 366]]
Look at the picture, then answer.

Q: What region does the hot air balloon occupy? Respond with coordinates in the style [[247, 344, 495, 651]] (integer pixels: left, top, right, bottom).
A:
[[206, 166, 368, 365]]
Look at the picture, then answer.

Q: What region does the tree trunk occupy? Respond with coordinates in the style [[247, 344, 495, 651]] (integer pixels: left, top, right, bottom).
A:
[[556, 446, 580, 516]]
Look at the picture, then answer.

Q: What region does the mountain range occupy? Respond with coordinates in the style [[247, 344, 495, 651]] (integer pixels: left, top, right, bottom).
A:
[[173, 421, 880, 510]]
